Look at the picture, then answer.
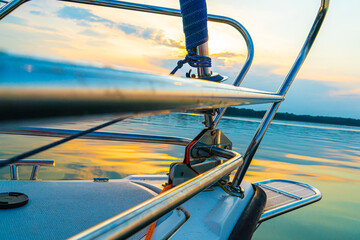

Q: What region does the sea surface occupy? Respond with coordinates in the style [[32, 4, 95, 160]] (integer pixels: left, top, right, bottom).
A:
[[0, 113, 359, 239]]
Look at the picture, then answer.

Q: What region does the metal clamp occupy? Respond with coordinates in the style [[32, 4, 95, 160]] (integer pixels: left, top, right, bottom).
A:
[[190, 129, 232, 159], [217, 180, 244, 198], [168, 128, 232, 186], [7, 159, 55, 180]]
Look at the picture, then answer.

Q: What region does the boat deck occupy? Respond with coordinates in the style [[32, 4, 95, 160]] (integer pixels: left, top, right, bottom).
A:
[[0, 180, 157, 240]]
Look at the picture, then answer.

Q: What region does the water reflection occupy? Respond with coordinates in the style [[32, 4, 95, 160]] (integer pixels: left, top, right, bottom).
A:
[[244, 158, 359, 183], [0, 113, 359, 239], [1, 113, 359, 183], [0, 135, 183, 180], [54, 141, 181, 179]]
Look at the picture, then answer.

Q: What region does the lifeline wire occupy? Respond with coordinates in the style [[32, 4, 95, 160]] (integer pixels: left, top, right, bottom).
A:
[[0, 116, 128, 168]]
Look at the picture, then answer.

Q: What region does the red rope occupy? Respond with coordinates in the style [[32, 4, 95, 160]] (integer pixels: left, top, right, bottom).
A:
[[184, 138, 198, 165], [184, 128, 208, 165], [144, 184, 173, 240]]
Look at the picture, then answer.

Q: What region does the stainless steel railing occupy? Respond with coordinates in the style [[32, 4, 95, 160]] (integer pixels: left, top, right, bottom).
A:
[[0, 0, 27, 21], [6, 159, 55, 180], [231, 0, 330, 187], [0, 127, 192, 146], [58, 0, 254, 85], [0, 57, 282, 122], [0, 0, 256, 122], [0, 0, 254, 88], [0, 1, 329, 239], [69, 147, 242, 240]]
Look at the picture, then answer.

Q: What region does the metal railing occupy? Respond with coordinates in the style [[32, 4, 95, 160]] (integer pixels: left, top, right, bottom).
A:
[[69, 147, 242, 240], [0, 0, 27, 21], [0, 0, 254, 86], [58, 0, 254, 85], [0, 127, 192, 146], [0, 0, 329, 239], [231, 0, 330, 187], [6, 159, 55, 180], [0, 0, 256, 123], [0, 56, 282, 122]]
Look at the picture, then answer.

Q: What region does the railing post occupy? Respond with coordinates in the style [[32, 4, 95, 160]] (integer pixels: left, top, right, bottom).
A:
[[0, 0, 29, 20], [231, 0, 330, 187], [9, 165, 18, 180], [30, 165, 40, 180]]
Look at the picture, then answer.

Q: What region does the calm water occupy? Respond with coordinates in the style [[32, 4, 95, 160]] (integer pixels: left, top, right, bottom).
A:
[[0, 113, 359, 239]]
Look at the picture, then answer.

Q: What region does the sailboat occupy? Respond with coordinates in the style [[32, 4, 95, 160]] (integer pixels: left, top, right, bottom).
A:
[[0, 0, 330, 239]]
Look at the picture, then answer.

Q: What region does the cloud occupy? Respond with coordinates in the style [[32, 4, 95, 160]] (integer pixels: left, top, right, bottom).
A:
[[211, 52, 245, 58], [117, 23, 141, 35], [36, 26, 57, 32], [153, 30, 184, 49], [79, 29, 103, 37], [210, 52, 245, 67], [30, 10, 44, 16], [57, 6, 183, 49], [86, 40, 105, 47], [3, 15, 28, 26], [57, 6, 114, 27], [117, 23, 183, 49], [329, 88, 360, 97]]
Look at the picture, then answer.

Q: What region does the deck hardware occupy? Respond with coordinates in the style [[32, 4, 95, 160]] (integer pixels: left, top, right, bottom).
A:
[[94, 178, 109, 182], [168, 129, 232, 186], [188, 71, 228, 83], [204, 110, 216, 128], [217, 180, 244, 198], [0, 192, 29, 209], [6, 159, 55, 180], [69, 147, 243, 240], [190, 129, 232, 160], [169, 161, 228, 187]]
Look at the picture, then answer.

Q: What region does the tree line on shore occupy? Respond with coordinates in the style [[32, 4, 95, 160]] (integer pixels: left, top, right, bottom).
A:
[[224, 107, 360, 127]]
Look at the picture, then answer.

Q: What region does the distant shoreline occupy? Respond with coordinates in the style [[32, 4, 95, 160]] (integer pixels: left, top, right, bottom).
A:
[[224, 107, 360, 127]]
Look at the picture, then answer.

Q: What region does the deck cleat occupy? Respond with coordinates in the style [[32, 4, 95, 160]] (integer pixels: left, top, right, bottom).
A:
[[186, 69, 228, 82]]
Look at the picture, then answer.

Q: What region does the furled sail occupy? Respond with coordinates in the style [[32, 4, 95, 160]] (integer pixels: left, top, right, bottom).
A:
[[179, 0, 209, 50]]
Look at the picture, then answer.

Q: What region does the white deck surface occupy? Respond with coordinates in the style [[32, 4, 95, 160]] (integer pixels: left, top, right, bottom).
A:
[[0, 180, 157, 240]]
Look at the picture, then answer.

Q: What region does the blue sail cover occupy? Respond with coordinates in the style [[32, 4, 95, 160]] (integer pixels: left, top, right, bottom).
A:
[[179, 0, 209, 50]]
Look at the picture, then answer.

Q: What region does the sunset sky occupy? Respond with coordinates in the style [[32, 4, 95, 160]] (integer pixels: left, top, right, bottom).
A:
[[0, 0, 359, 118]]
